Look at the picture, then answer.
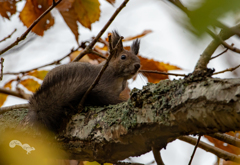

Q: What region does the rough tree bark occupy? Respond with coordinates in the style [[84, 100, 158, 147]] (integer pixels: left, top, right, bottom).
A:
[[1, 73, 240, 163]]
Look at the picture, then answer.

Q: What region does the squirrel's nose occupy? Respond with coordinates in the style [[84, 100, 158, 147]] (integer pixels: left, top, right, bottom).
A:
[[134, 64, 140, 70]]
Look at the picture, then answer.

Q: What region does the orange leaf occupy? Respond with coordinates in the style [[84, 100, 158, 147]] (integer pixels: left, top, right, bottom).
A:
[[19, 0, 54, 36], [73, 0, 100, 29], [20, 79, 40, 93], [0, 93, 8, 107], [56, 0, 75, 11], [60, 8, 79, 43], [123, 30, 153, 41], [139, 56, 181, 83], [0, 0, 17, 20], [27, 70, 49, 80], [105, 0, 115, 5]]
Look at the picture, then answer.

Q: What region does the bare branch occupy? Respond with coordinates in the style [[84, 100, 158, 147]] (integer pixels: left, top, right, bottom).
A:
[[206, 29, 240, 54], [151, 147, 164, 165], [0, 103, 29, 115], [0, 0, 63, 56], [188, 135, 202, 165], [3, 46, 80, 75], [210, 48, 228, 60], [0, 29, 17, 43], [0, 58, 4, 81], [179, 136, 240, 163], [89, 49, 107, 59], [213, 64, 240, 75], [73, 0, 130, 62], [0, 88, 25, 99], [140, 70, 186, 77], [209, 133, 240, 148]]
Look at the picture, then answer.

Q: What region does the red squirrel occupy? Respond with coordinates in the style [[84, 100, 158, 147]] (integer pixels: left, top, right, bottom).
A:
[[27, 31, 140, 133]]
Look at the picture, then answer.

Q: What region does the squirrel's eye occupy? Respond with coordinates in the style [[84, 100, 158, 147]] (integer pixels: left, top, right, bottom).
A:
[[121, 55, 126, 60]]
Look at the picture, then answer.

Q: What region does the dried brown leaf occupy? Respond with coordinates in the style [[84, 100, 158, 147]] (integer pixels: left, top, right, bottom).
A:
[[0, 0, 17, 20]]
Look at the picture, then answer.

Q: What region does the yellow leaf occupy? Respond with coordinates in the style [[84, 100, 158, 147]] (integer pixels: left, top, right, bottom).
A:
[[0, 93, 7, 107], [20, 79, 40, 93], [73, 0, 100, 29], [19, 0, 54, 36], [27, 70, 49, 80], [0, 0, 17, 20]]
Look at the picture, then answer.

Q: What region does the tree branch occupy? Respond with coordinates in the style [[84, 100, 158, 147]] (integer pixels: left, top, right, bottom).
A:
[[188, 135, 201, 165], [72, 0, 130, 62], [0, 103, 29, 115], [0, 88, 25, 99], [213, 64, 240, 75], [140, 70, 185, 77], [0, 29, 16, 43], [179, 136, 240, 163], [0, 0, 63, 56], [0, 58, 4, 81], [209, 133, 240, 148], [14, 77, 240, 162]]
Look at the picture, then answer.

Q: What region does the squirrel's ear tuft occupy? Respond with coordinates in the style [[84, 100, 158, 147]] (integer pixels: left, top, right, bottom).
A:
[[111, 30, 123, 51], [131, 39, 140, 55]]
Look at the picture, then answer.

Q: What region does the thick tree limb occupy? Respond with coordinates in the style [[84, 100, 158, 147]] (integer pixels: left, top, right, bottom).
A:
[[9, 77, 240, 162]]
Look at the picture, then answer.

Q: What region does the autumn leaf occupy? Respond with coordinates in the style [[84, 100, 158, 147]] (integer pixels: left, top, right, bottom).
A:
[[123, 30, 153, 41], [20, 79, 40, 93], [27, 70, 49, 80], [139, 56, 181, 83], [0, 0, 17, 20], [105, 0, 115, 5], [60, 8, 79, 43], [56, 0, 75, 11], [19, 0, 54, 36], [73, 0, 100, 29]]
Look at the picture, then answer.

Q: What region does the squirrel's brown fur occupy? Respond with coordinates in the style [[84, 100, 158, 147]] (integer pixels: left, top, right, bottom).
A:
[[28, 31, 140, 133]]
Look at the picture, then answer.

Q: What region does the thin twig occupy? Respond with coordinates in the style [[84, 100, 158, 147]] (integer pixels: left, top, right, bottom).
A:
[[151, 147, 164, 165], [178, 136, 240, 163], [206, 29, 240, 54], [0, 103, 29, 115], [0, 58, 4, 80], [213, 64, 240, 75], [89, 49, 107, 59], [78, 35, 120, 109], [73, 0, 130, 62], [0, 0, 63, 56], [188, 135, 202, 165], [0, 29, 17, 43], [209, 133, 240, 148], [210, 48, 228, 60], [0, 88, 25, 99], [3, 46, 79, 75], [140, 70, 186, 77]]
